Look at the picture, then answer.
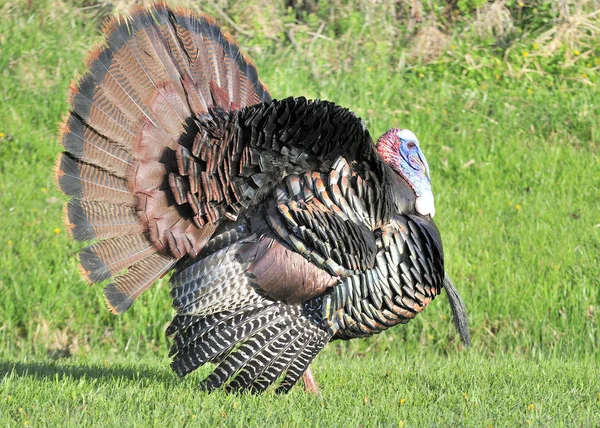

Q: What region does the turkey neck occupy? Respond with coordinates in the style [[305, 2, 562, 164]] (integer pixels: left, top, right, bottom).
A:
[[379, 161, 421, 218]]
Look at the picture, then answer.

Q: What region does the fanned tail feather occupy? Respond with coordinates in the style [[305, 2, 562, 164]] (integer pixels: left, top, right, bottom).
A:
[[56, 154, 134, 205], [78, 234, 155, 283], [65, 199, 143, 242], [57, 2, 270, 313], [59, 114, 134, 177], [104, 252, 176, 314]]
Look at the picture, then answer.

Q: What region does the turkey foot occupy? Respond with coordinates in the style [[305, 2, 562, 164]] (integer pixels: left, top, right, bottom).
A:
[[302, 366, 319, 395]]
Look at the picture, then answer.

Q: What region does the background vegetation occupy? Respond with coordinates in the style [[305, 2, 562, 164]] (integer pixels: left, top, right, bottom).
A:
[[0, 0, 599, 425]]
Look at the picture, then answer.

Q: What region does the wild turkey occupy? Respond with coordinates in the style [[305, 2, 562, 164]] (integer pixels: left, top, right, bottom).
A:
[[56, 2, 469, 393]]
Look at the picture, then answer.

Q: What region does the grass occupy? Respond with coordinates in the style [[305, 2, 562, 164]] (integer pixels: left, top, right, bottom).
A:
[[1, 1, 599, 426], [2, 352, 599, 426]]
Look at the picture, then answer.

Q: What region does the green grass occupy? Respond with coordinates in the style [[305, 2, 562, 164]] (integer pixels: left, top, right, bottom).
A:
[[1, 1, 599, 426], [2, 352, 599, 426]]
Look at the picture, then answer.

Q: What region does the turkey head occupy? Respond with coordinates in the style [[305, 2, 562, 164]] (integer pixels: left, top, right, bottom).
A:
[[377, 128, 435, 217]]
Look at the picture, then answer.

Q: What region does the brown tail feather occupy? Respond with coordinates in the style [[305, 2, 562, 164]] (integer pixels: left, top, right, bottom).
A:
[[169, 7, 270, 108], [60, 114, 133, 178], [104, 252, 176, 314], [78, 234, 155, 283], [70, 73, 138, 150], [56, 154, 135, 206], [65, 200, 143, 242], [58, 2, 271, 313]]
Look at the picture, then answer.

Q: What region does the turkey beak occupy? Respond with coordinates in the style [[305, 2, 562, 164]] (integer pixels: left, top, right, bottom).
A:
[[416, 152, 431, 181]]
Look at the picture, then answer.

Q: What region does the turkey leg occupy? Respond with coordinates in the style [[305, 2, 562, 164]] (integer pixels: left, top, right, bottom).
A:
[[302, 366, 319, 395]]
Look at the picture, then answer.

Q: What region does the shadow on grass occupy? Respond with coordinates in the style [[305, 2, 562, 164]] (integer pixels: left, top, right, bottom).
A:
[[0, 359, 180, 385]]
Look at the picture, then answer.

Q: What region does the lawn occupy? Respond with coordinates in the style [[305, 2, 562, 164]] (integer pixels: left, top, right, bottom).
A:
[[0, 1, 599, 426], [2, 352, 599, 426]]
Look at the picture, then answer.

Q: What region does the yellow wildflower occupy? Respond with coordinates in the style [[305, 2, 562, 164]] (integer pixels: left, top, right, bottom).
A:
[[41, 187, 47, 193], [8, 240, 13, 247], [54, 228, 61, 235], [594, 58, 599, 65], [548, 81, 553, 87], [495, 74, 501, 80], [398, 421, 405, 428], [419, 73, 425, 78], [515, 204, 522, 211], [518, 1, 524, 6], [527, 403, 535, 411], [527, 89, 533, 94], [451, 45, 456, 50], [367, 66, 373, 72], [582, 73, 587, 79], [0, 132, 5, 138], [533, 43, 539, 50], [522, 51, 529, 58], [400, 398, 406, 406], [574, 50, 580, 56]]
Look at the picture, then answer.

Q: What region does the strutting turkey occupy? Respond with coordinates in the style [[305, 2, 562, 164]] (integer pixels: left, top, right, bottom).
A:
[[55, 2, 470, 394]]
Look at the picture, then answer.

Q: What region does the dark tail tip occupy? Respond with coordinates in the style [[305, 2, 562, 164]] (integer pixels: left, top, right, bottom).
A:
[[78, 246, 110, 284], [56, 153, 83, 198], [66, 199, 95, 241], [443, 274, 471, 348], [103, 283, 133, 315]]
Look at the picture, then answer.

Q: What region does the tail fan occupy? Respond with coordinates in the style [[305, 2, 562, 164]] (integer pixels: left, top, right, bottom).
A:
[[443, 274, 470, 347], [56, 3, 271, 313]]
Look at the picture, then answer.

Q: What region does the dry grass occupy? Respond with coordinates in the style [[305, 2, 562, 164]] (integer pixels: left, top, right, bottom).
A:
[[471, 0, 514, 39], [532, 2, 600, 62], [498, 0, 600, 80], [409, 25, 451, 63]]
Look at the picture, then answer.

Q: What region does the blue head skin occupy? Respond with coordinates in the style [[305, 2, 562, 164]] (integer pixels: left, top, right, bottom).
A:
[[377, 128, 435, 217]]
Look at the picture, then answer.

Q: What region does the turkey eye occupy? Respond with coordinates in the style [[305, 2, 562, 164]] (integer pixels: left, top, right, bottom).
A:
[[407, 141, 416, 149]]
